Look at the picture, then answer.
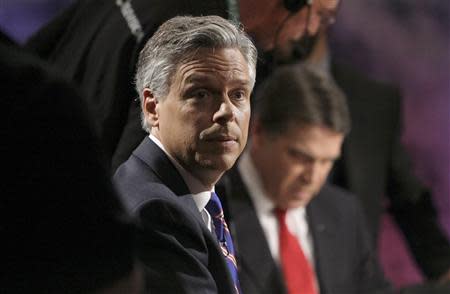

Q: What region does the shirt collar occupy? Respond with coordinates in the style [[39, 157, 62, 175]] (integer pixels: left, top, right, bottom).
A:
[[149, 134, 212, 212], [238, 150, 275, 216]]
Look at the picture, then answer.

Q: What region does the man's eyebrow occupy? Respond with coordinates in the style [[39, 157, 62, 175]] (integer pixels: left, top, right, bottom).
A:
[[185, 73, 251, 87], [184, 73, 212, 84], [289, 147, 341, 161], [288, 147, 313, 159]]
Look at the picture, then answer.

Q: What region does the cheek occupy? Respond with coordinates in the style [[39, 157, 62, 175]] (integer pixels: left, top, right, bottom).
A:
[[276, 161, 298, 190], [313, 165, 333, 187], [236, 107, 251, 126], [234, 108, 251, 142], [284, 167, 301, 188]]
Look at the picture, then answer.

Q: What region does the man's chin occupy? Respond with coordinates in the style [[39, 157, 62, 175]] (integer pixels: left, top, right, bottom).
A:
[[285, 192, 314, 209], [196, 154, 239, 173], [269, 34, 318, 65]]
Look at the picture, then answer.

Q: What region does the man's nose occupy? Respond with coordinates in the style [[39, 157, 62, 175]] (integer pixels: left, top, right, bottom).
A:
[[308, 0, 338, 34], [301, 162, 317, 184], [213, 96, 235, 124]]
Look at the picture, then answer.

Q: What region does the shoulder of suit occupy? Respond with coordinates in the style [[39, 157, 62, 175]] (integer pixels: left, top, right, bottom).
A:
[[315, 183, 362, 210]]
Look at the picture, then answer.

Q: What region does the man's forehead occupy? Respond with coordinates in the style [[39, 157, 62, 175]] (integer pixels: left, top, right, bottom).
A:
[[184, 72, 251, 86], [180, 48, 247, 67], [175, 49, 250, 83]]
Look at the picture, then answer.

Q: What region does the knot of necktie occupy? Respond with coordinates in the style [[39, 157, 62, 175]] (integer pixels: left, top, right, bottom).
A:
[[275, 207, 288, 224]]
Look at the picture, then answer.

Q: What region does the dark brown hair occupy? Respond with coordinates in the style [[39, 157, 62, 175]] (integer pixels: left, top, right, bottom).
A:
[[254, 63, 351, 136]]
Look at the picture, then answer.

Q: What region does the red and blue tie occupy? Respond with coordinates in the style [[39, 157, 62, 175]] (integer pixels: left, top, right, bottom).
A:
[[206, 192, 241, 294]]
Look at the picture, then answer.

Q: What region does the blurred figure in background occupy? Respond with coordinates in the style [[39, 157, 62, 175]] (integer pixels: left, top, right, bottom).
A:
[[0, 36, 142, 294]]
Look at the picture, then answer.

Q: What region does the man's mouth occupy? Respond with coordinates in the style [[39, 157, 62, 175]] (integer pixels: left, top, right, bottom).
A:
[[205, 134, 237, 142]]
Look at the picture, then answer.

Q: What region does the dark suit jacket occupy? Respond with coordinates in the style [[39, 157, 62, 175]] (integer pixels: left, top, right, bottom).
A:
[[218, 168, 392, 294], [26, 0, 228, 170], [332, 62, 450, 278], [114, 137, 234, 293]]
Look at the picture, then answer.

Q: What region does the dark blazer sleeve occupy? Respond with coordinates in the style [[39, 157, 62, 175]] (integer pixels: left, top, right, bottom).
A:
[[309, 186, 393, 294], [387, 94, 450, 279]]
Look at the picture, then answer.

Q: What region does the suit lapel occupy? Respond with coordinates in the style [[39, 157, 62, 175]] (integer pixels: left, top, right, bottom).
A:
[[227, 169, 286, 294], [134, 137, 190, 194], [307, 187, 340, 294], [133, 137, 204, 223]]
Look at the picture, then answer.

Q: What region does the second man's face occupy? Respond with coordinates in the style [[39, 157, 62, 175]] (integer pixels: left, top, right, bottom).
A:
[[252, 123, 344, 209], [147, 47, 253, 186]]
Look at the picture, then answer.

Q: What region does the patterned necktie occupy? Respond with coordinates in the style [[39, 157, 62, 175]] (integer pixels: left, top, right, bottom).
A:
[[206, 192, 240, 294], [275, 208, 317, 294]]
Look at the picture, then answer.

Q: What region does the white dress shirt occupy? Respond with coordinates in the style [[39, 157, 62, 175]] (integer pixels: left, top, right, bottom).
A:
[[237, 151, 316, 269], [149, 134, 213, 231]]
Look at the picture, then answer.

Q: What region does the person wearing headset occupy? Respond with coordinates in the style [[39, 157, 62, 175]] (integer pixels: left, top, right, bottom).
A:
[[26, 0, 340, 172]]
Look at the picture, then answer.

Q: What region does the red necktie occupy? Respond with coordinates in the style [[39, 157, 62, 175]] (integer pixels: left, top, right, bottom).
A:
[[276, 208, 317, 294]]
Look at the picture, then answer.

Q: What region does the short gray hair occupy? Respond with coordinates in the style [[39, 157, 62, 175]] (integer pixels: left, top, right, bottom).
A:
[[135, 15, 258, 132]]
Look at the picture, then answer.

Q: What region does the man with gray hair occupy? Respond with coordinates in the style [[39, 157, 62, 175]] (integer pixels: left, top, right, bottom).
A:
[[114, 15, 257, 293]]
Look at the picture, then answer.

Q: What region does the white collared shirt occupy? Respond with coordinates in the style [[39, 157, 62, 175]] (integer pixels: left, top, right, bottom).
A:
[[237, 151, 316, 268], [149, 134, 213, 231]]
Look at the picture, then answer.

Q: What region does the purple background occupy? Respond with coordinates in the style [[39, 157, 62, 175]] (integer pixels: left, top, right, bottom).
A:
[[1, 0, 449, 289], [330, 0, 449, 287]]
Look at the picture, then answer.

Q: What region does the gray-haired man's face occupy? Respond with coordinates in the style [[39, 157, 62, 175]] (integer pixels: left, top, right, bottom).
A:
[[144, 47, 253, 186]]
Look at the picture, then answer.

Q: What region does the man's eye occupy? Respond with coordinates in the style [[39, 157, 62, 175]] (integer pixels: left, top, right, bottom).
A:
[[192, 89, 210, 99], [230, 90, 246, 100], [288, 149, 311, 163]]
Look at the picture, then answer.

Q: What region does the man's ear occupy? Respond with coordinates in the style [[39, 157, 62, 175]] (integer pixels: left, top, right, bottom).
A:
[[143, 88, 159, 127]]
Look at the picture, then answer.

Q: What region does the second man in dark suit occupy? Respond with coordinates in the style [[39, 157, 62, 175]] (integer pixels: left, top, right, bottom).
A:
[[219, 64, 392, 294]]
